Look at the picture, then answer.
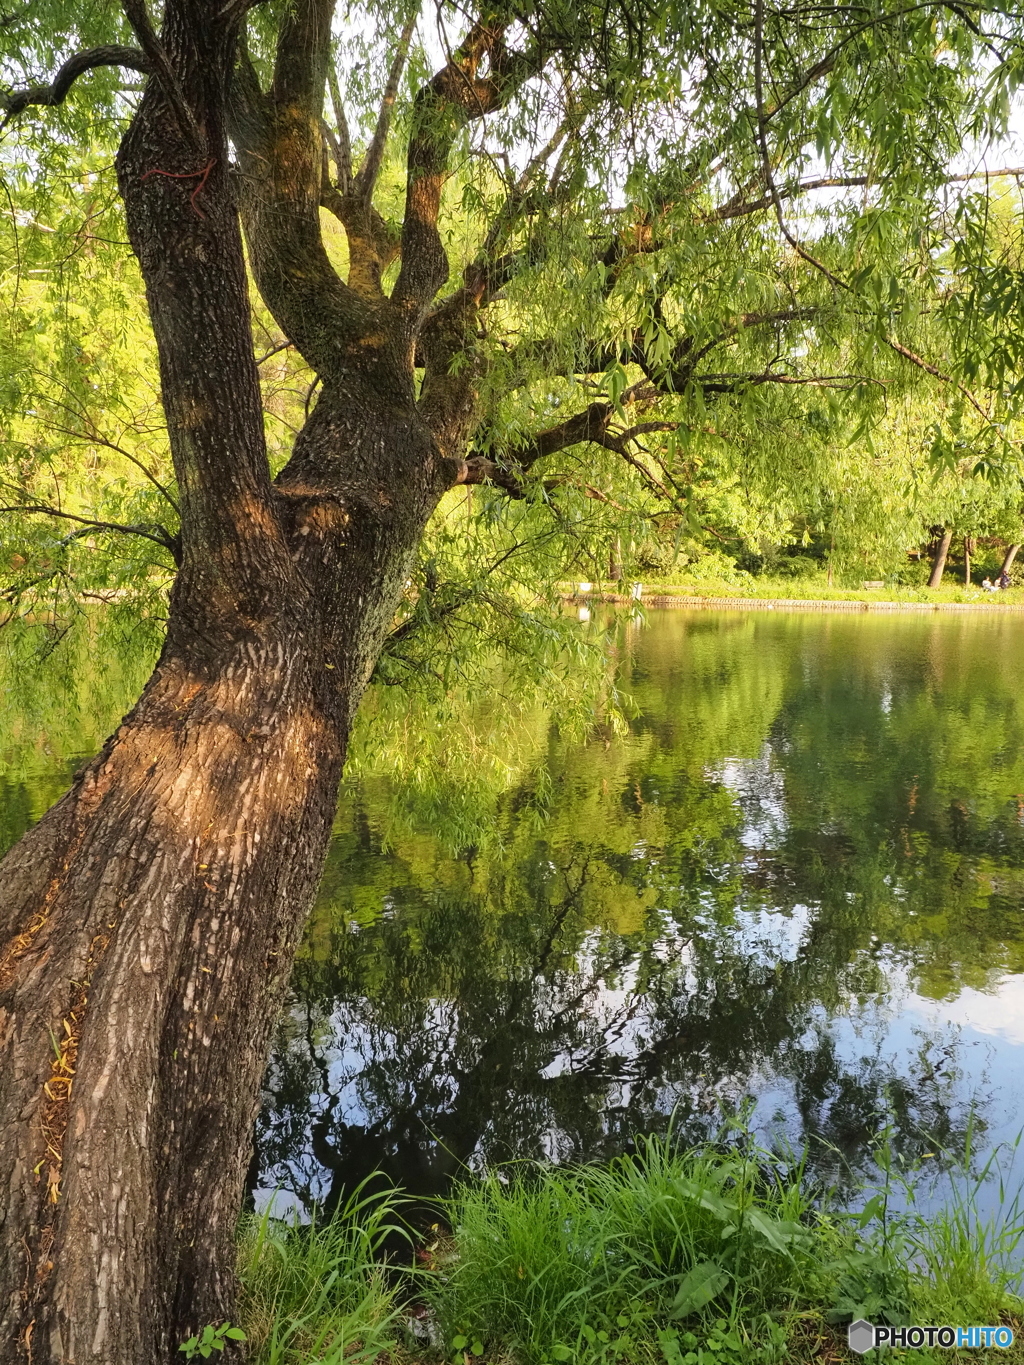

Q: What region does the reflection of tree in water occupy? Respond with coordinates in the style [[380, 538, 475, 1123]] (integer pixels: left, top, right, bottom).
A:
[[254, 613, 1024, 1212], [254, 862, 987, 1215]]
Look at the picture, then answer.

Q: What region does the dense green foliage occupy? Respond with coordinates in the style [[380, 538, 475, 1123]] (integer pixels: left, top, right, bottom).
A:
[[429, 1130, 1023, 1365], [237, 1182, 410, 1365], [4, 3, 1024, 673]]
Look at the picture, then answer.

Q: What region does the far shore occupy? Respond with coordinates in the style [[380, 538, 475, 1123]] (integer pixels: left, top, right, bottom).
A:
[[567, 581, 1024, 614]]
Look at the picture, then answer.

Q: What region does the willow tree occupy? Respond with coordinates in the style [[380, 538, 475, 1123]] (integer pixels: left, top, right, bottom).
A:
[[0, 0, 1017, 1358]]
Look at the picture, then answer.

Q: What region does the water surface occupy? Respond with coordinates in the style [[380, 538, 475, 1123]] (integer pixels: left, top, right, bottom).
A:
[[253, 609, 1024, 1212], [3, 609, 1023, 1212]]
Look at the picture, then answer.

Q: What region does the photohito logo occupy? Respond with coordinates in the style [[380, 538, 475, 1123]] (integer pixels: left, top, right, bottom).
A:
[[847, 1320, 1015, 1353]]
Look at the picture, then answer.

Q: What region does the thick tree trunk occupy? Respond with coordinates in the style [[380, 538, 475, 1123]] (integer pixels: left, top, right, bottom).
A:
[[1000, 543, 1020, 576], [964, 535, 974, 586], [0, 630, 344, 1360], [0, 7, 452, 1360], [928, 528, 953, 588], [0, 468, 436, 1365]]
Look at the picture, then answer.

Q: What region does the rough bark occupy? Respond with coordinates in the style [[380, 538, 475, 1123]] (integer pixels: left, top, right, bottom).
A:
[[927, 527, 953, 588], [0, 4, 455, 1361], [1000, 543, 1020, 577]]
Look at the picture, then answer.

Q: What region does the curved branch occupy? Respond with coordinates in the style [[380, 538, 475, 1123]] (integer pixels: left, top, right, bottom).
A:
[[759, 1, 990, 131], [461, 391, 674, 499], [0, 47, 150, 127], [883, 338, 989, 419], [0, 504, 181, 564]]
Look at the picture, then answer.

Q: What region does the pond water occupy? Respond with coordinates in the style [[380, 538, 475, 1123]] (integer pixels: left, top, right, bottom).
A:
[[3, 608, 1023, 1214], [253, 609, 1024, 1215]]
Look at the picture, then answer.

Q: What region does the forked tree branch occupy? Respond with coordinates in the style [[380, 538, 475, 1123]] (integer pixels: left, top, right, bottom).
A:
[[392, 19, 549, 315], [461, 386, 677, 499], [416, 113, 574, 446], [318, 13, 418, 300]]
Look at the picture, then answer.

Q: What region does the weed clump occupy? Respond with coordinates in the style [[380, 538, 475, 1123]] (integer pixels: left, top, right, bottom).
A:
[[236, 1130, 1024, 1364], [426, 1130, 1024, 1365], [237, 1180, 410, 1364]]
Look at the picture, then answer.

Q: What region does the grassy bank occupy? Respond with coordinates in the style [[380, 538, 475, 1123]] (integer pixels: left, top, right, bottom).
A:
[[232, 1133, 1024, 1365]]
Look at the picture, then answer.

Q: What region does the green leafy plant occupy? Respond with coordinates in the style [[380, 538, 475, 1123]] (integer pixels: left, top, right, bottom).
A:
[[178, 1323, 246, 1359], [423, 1117, 1024, 1365], [426, 1120, 837, 1365], [451, 1332, 486, 1359]]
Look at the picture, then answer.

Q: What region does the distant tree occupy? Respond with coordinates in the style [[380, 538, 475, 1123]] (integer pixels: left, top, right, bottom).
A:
[[1, 1, 1023, 1359]]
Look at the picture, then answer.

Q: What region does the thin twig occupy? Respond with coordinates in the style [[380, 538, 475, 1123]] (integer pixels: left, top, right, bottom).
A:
[[255, 339, 294, 366], [714, 165, 1024, 221], [38, 421, 179, 513], [0, 503, 180, 558]]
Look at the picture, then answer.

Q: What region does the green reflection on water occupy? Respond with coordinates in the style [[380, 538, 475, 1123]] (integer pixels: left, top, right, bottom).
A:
[[257, 611, 1024, 1211], [0, 615, 159, 854], [2, 610, 1022, 1210]]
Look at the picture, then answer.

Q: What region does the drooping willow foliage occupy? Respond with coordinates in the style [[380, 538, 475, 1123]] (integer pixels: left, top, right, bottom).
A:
[[2, 0, 1024, 732]]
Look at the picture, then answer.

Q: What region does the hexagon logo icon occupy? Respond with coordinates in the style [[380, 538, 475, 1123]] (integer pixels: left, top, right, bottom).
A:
[[848, 1319, 875, 1354]]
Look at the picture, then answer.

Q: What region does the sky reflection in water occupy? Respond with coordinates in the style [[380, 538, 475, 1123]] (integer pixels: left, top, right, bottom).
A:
[[254, 609, 1024, 1216]]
